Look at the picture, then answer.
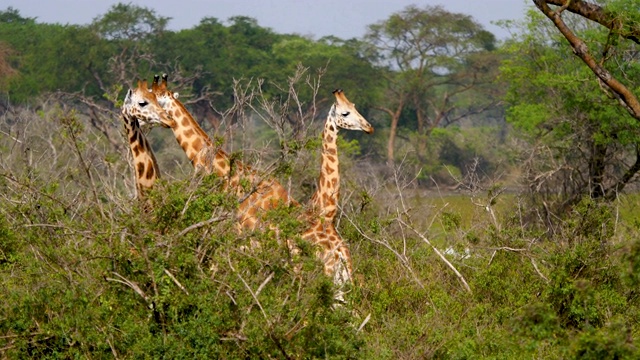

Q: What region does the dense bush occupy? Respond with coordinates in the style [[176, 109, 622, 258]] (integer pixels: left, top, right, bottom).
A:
[[1, 85, 639, 359]]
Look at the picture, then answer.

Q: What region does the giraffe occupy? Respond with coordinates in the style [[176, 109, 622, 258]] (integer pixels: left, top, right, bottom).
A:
[[308, 89, 374, 223], [142, 76, 370, 293], [120, 80, 170, 200], [301, 89, 374, 287], [146, 74, 298, 231]]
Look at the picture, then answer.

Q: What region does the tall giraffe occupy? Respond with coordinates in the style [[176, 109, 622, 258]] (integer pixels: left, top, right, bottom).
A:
[[308, 89, 374, 223], [301, 89, 374, 286], [120, 80, 169, 199], [146, 75, 298, 231]]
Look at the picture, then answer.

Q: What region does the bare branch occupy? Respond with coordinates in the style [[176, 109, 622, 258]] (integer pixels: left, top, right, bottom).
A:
[[533, 0, 640, 119], [105, 272, 151, 306], [396, 217, 472, 294], [163, 268, 189, 295]]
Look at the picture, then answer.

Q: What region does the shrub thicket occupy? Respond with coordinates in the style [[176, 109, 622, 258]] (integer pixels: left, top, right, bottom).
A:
[[2, 102, 640, 359]]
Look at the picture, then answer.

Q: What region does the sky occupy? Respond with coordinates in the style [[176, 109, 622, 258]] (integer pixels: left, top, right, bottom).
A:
[[4, 0, 533, 40]]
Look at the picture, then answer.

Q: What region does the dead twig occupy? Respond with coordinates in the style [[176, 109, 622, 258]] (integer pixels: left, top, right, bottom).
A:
[[177, 215, 228, 237], [397, 218, 472, 294], [163, 268, 189, 295], [105, 272, 151, 307]]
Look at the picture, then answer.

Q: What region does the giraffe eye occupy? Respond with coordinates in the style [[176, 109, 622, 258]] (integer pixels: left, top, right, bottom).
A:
[[341, 111, 350, 117], [139, 101, 148, 107]]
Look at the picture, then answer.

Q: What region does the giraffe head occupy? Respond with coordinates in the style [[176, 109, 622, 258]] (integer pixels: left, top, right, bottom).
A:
[[151, 74, 170, 106], [122, 79, 173, 128], [146, 73, 182, 127], [331, 89, 374, 134]]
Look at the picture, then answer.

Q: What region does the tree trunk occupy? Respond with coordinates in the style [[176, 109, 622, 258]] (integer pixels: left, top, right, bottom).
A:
[[589, 141, 607, 199], [605, 145, 640, 200], [386, 100, 405, 167]]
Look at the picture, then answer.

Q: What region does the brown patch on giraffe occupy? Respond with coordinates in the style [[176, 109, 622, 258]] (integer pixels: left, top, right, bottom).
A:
[[326, 155, 336, 163], [331, 178, 338, 187], [145, 160, 155, 179], [192, 137, 203, 151], [183, 128, 195, 138], [181, 117, 190, 127], [246, 206, 257, 217], [324, 164, 335, 174], [216, 158, 229, 172], [326, 147, 337, 155], [132, 144, 141, 157], [325, 134, 334, 143], [315, 238, 330, 248], [136, 162, 145, 178]]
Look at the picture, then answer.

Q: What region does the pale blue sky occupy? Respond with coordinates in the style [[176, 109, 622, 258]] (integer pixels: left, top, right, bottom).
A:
[[5, 0, 532, 40]]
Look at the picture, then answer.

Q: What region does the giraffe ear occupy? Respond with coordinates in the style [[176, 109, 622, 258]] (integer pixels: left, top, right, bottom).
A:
[[173, 92, 179, 99], [124, 89, 133, 105]]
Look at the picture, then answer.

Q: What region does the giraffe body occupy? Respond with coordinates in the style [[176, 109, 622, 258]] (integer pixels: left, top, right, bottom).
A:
[[147, 75, 298, 231]]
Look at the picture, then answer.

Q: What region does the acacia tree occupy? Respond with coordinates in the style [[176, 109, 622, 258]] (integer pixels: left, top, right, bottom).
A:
[[364, 5, 498, 166], [502, 1, 640, 226], [533, 0, 640, 120], [530, 0, 640, 200]]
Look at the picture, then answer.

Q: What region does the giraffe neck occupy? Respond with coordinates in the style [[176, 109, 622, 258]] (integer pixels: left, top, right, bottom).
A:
[[311, 108, 340, 221], [165, 99, 230, 175], [123, 113, 160, 199], [302, 219, 352, 286]]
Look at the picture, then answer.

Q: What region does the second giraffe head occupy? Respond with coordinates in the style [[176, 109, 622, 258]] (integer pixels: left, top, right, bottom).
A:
[[122, 79, 173, 128], [138, 73, 182, 130], [331, 89, 374, 134]]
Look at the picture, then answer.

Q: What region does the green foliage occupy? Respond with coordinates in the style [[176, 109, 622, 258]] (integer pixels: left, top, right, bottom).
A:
[[415, 126, 511, 186], [3, 122, 640, 357], [91, 3, 168, 41], [0, 212, 17, 267], [605, 0, 640, 26], [0, 173, 365, 358], [441, 211, 462, 232], [501, 2, 640, 220], [4, 3, 640, 358]]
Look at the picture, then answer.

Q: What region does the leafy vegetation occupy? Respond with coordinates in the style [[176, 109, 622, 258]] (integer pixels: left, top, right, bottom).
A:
[[2, 1, 640, 358]]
